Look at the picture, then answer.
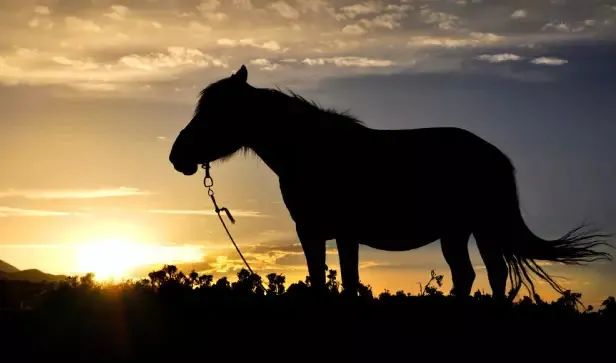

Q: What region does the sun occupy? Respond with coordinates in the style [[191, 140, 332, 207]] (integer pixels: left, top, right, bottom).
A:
[[76, 238, 145, 281], [75, 237, 203, 281]]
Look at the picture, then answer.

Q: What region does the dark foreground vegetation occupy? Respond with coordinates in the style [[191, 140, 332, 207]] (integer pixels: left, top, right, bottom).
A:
[[1, 266, 614, 360]]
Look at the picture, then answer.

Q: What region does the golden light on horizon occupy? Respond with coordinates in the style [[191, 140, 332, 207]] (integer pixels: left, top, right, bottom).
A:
[[75, 237, 204, 281]]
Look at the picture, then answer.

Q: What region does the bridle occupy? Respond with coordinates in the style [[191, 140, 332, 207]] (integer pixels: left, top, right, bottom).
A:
[[201, 162, 255, 275]]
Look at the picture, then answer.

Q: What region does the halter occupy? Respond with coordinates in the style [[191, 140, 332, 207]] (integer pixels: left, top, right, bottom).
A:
[[201, 162, 255, 275]]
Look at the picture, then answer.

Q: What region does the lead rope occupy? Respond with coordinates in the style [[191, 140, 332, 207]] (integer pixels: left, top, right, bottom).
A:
[[202, 163, 255, 275]]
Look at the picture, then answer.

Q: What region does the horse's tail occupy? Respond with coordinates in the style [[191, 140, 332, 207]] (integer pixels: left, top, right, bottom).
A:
[[488, 167, 612, 299]]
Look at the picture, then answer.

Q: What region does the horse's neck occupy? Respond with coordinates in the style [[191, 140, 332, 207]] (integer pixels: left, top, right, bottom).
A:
[[246, 89, 317, 178], [250, 140, 290, 178]]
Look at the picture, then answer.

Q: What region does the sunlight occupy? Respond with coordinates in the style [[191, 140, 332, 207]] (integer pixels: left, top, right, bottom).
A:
[[75, 237, 204, 281]]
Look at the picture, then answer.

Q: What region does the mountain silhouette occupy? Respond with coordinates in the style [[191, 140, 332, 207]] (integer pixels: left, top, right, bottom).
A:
[[0, 260, 65, 282], [0, 259, 19, 273]]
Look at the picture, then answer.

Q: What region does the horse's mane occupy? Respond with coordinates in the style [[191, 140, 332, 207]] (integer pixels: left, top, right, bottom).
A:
[[196, 80, 365, 130], [275, 88, 366, 129]]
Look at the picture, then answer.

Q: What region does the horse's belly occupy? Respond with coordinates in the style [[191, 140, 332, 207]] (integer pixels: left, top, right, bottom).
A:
[[361, 238, 436, 251]]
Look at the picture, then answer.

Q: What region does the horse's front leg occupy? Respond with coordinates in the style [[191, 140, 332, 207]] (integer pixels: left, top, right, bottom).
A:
[[337, 239, 359, 296], [297, 227, 326, 290]]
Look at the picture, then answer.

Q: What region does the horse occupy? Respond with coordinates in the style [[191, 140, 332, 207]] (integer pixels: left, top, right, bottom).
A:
[[170, 65, 610, 299]]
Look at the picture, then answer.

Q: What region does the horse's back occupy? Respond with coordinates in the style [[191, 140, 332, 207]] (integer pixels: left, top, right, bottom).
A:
[[281, 126, 513, 242], [365, 127, 504, 163], [347, 127, 510, 184]]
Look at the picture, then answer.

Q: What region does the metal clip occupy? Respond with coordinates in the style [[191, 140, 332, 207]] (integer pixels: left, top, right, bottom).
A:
[[202, 163, 214, 187]]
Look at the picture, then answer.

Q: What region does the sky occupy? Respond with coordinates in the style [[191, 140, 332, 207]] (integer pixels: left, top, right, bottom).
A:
[[0, 0, 615, 303]]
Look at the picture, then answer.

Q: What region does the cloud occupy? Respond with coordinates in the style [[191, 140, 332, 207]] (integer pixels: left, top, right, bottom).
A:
[[409, 32, 503, 48], [217, 38, 282, 51], [203, 12, 228, 21], [120, 47, 226, 70], [319, 39, 361, 50], [0, 45, 222, 91], [232, 0, 253, 10], [340, 1, 382, 19], [476, 53, 523, 63], [196, 1, 226, 21], [188, 21, 212, 32], [149, 209, 266, 218], [1, 0, 611, 97], [0, 207, 75, 217], [302, 56, 393, 67], [161, 240, 312, 275], [250, 242, 303, 255], [542, 20, 596, 33], [360, 13, 405, 30], [531, 56, 568, 65], [260, 41, 282, 51], [104, 5, 130, 21], [342, 24, 367, 35], [34, 6, 50, 15], [197, 0, 220, 13], [15, 48, 38, 58], [28, 17, 53, 29], [355, 2, 410, 30], [0, 187, 150, 199], [386, 4, 411, 13], [249, 58, 279, 71], [217, 39, 235, 46], [156, 238, 343, 277], [64, 16, 101, 33], [52, 55, 99, 70], [511, 9, 527, 19], [420, 8, 461, 30], [270, 1, 300, 20], [542, 22, 570, 32], [298, 0, 327, 13], [70, 82, 117, 91]]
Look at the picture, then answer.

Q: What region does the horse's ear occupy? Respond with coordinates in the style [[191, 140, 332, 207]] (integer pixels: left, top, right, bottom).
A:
[[232, 65, 248, 83]]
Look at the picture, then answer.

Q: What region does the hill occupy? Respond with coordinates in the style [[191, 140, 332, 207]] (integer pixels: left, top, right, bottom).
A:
[[0, 268, 65, 282], [0, 259, 19, 273]]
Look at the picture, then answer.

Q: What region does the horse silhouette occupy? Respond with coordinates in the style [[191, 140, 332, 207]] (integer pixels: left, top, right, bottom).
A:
[[170, 65, 610, 299]]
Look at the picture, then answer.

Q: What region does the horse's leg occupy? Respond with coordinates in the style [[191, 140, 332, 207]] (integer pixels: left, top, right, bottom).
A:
[[297, 228, 326, 289], [474, 230, 507, 299], [440, 232, 474, 296], [337, 239, 359, 296]]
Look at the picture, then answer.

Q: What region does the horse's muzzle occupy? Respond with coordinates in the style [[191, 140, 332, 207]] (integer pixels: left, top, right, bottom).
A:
[[172, 161, 199, 176]]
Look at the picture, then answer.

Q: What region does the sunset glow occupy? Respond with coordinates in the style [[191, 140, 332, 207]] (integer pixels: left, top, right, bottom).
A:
[[75, 237, 203, 281]]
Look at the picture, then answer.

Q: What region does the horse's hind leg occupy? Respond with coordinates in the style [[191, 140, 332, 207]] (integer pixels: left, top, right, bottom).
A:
[[474, 230, 507, 299], [441, 232, 475, 296]]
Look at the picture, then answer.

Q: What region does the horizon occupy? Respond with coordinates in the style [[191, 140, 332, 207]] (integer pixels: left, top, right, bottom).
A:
[[1, 0, 615, 305]]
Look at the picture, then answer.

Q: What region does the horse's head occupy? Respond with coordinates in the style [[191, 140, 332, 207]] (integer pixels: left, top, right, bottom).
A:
[[170, 65, 252, 175]]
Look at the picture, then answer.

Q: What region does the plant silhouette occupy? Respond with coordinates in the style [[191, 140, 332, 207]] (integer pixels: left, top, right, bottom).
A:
[[2, 266, 615, 360], [266, 272, 286, 296], [419, 270, 444, 297]]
